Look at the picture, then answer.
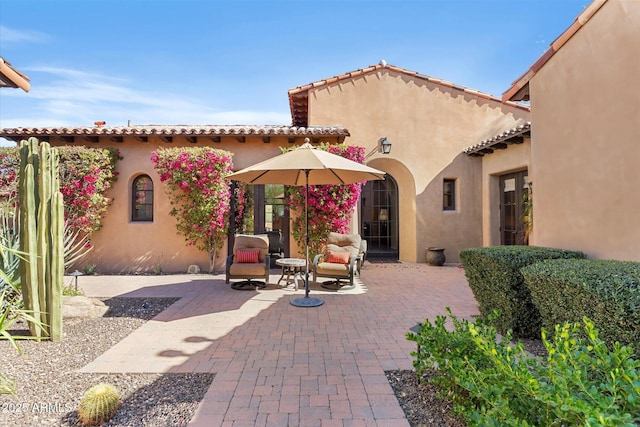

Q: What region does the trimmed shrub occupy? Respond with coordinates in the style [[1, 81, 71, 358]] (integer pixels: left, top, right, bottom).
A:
[[459, 246, 586, 338], [522, 258, 640, 355]]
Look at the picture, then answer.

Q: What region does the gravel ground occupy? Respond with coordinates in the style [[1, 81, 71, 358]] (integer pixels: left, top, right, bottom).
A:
[[0, 298, 214, 427], [387, 370, 467, 427]]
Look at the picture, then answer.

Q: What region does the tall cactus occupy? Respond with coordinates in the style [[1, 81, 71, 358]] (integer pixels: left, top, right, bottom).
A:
[[18, 138, 64, 340]]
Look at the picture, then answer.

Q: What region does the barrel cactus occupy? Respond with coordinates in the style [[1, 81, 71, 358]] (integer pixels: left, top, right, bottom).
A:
[[77, 383, 121, 426]]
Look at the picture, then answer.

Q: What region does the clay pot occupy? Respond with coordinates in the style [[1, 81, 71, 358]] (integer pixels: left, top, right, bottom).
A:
[[426, 247, 446, 266]]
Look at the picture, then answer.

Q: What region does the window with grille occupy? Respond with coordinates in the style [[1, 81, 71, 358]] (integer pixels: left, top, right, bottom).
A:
[[443, 179, 456, 211], [132, 175, 153, 221]]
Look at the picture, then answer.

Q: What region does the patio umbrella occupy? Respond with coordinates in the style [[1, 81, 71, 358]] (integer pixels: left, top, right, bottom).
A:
[[228, 140, 385, 307]]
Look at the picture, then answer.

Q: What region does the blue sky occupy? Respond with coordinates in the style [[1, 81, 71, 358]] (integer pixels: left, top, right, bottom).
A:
[[1, 0, 589, 131]]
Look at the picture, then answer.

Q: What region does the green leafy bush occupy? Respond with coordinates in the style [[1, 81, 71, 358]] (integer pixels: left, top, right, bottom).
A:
[[522, 258, 640, 355], [407, 309, 640, 426], [459, 246, 586, 338]]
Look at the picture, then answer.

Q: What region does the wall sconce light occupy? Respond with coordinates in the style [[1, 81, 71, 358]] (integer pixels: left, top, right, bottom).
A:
[[378, 208, 389, 221], [379, 137, 392, 154], [365, 137, 393, 159]]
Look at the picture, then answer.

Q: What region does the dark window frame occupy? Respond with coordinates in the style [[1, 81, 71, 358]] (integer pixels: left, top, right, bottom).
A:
[[443, 178, 456, 211], [132, 175, 154, 222]]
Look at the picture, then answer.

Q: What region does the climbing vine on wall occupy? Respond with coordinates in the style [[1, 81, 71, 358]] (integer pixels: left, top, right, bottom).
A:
[[151, 147, 234, 272]]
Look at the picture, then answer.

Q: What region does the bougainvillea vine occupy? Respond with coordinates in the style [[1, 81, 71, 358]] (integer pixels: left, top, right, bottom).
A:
[[0, 145, 121, 235], [151, 147, 234, 272]]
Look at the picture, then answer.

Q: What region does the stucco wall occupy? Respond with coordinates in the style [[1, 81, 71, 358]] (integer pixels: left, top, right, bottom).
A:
[[307, 69, 529, 262], [480, 138, 531, 246], [52, 135, 343, 273], [529, 0, 640, 261]]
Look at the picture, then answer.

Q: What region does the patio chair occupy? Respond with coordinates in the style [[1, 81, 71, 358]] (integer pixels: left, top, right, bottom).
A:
[[258, 230, 284, 267], [312, 232, 363, 289], [358, 239, 367, 271], [226, 234, 270, 290]]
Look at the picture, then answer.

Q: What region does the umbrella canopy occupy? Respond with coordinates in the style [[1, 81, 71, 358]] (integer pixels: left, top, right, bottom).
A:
[[228, 141, 386, 307], [228, 142, 386, 185]]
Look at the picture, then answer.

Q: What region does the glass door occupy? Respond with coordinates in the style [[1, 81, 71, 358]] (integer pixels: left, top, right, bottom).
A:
[[360, 176, 399, 260], [500, 171, 529, 245], [228, 183, 289, 260], [254, 184, 289, 260]]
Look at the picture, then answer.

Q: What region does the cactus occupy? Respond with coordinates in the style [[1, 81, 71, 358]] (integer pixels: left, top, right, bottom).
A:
[[77, 383, 121, 426], [18, 138, 64, 340]]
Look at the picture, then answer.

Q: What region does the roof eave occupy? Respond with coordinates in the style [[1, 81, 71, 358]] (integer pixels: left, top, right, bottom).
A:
[[0, 57, 31, 92], [464, 122, 532, 157], [0, 125, 351, 144]]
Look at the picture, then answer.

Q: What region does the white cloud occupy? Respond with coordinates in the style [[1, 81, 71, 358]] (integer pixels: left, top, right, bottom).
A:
[[0, 25, 50, 44], [1, 65, 292, 128]]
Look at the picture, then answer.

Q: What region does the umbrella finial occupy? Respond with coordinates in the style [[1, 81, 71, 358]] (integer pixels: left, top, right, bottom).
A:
[[299, 138, 314, 149]]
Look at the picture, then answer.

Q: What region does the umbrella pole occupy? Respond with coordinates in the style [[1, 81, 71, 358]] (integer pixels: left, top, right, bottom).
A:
[[305, 173, 310, 298], [291, 170, 324, 307]]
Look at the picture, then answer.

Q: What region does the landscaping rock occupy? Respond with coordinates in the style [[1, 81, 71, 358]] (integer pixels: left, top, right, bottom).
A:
[[62, 296, 109, 318]]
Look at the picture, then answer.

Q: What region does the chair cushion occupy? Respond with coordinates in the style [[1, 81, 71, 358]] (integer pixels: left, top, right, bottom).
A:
[[326, 232, 361, 260], [229, 263, 267, 276], [316, 262, 350, 276], [236, 249, 260, 263], [327, 250, 350, 264], [233, 234, 269, 262]]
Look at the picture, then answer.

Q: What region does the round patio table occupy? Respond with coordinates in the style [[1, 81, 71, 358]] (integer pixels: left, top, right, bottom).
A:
[[275, 258, 306, 291]]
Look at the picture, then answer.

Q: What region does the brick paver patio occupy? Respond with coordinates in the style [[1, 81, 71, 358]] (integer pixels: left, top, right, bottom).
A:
[[78, 262, 479, 426]]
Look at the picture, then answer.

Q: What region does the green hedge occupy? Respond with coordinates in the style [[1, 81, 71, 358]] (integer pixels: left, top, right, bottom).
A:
[[459, 246, 586, 338], [522, 258, 640, 354]]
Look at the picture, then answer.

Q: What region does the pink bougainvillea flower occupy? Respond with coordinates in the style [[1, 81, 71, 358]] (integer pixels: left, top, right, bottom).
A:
[[151, 147, 234, 271]]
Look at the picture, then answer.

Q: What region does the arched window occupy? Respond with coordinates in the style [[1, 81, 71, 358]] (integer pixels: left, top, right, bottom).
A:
[[132, 175, 153, 221]]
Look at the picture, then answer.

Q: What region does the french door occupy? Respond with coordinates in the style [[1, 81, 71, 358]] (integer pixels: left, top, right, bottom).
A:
[[500, 171, 529, 245], [360, 176, 399, 259], [228, 183, 289, 258]]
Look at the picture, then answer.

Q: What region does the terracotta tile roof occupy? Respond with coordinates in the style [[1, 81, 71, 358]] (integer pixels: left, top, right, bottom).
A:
[[464, 121, 531, 156], [0, 124, 350, 143], [503, 0, 608, 101], [0, 57, 30, 92], [288, 61, 531, 127]]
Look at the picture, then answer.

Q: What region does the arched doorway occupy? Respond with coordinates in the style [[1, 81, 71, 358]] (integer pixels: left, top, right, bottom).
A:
[[360, 175, 399, 260]]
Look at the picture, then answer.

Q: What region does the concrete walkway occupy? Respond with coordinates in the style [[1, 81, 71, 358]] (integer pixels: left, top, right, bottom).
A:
[[77, 262, 479, 426]]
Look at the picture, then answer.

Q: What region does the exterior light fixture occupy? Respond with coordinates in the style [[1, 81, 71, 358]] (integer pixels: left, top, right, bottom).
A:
[[365, 137, 393, 160], [70, 269, 84, 292], [379, 137, 392, 154]]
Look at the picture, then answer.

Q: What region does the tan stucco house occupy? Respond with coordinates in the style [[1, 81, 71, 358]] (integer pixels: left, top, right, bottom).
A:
[[0, 64, 530, 273], [289, 63, 530, 263], [464, 122, 532, 248], [469, 0, 639, 262], [2, 0, 635, 273], [0, 125, 349, 273]]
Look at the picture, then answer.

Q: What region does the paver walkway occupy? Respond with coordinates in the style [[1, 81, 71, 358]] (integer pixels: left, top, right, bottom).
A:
[[78, 262, 479, 426]]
